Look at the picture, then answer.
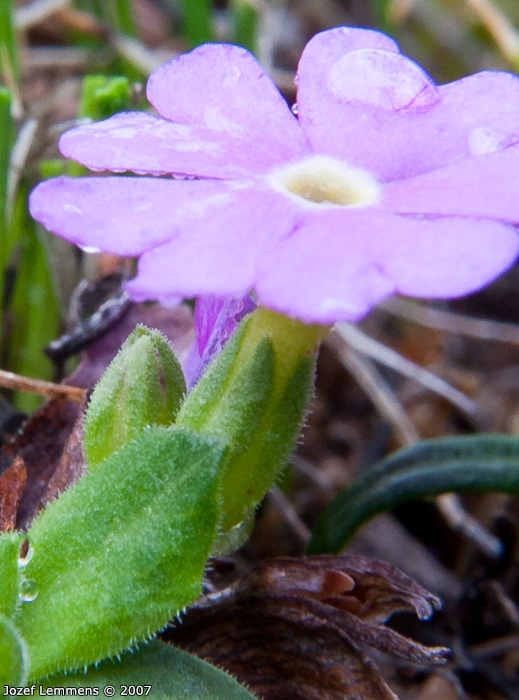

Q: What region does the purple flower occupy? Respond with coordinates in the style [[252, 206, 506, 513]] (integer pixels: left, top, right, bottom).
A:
[[29, 27, 519, 324]]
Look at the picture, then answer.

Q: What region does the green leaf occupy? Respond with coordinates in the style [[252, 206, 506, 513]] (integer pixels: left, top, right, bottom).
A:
[[17, 426, 225, 680], [0, 615, 29, 688], [0, 532, 24, 618], [179, 0, 213, 47], [0, 0, 19, 91], [7, 219, 60, 413], [37, 641, 256, 699], [230, 0, 260, 55], [308, 434, 519, 554], [78, 75, 133, 123], [84, 326, 186, 468]]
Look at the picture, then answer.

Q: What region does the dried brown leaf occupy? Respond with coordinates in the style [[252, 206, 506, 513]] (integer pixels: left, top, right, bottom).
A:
[[1, 395, 85, 529], [240, 555, 443, 623], [171, 596, 399, 700], [0, 456, 27, 532], [40, 416, 86, 507], [165, 554, 449, 700]]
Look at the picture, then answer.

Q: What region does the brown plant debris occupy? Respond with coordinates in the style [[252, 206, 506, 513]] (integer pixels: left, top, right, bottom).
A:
[[0, 456, 27, 532], [165, 554, 449, 700]]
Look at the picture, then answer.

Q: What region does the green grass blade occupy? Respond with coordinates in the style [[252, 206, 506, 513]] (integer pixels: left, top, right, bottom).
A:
[[179, 0, 213, 47], [308, 434, 519, 554], [230, 0, 260, 54], [371, 0, 392, 32], [0, 87, 11, 232], [7, 207, 60, 412], [106, 0, 137, 37], [0, 0, 19, 91], [0, 87, 12, 337]]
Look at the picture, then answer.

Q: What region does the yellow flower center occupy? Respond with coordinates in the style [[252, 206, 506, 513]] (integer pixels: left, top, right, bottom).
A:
[[269, 155, 380, 208]]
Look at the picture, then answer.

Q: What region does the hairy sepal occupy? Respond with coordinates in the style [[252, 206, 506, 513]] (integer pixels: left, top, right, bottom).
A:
[[177, 308, 326, 542], [84, 325, 186, 468]]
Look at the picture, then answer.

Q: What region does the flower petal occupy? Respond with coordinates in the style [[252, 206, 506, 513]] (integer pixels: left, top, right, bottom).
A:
[[125, 187, 298, 303], [256, 209, 519, 323], [297, 27, 519, 182], [185, 295, 256, 386], [146, 43, 309, 172], [376, 215, 519, 298], [59, 109, 308, 179], [296, 28, 438, 181], [296, 26, 400, 72], [28, 176, 238, 255], [255, 210, 396, 324], [383, 143, 519, 224], [194, 295, 255, 356]]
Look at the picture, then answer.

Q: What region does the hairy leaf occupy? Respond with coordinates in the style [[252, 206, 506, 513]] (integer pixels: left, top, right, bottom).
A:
[[37, 641, 255, 699], [0, 615, 28, 687], [17, 426, 224, 680]]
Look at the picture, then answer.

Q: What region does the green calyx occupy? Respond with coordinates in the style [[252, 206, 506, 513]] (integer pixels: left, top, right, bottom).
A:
[[177, 307, 329, 543], [84, 325, 186, 468]]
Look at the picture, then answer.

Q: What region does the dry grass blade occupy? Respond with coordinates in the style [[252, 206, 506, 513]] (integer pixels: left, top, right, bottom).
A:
[[463, 0, 519, 67], [381, 297, 519, 345], [326, 330, 419, 446], [15, 0, 71, 30], [327, 328, 502, 560], [7, 118, 38, 217], [334, 323, 476, 418], [0, 368, 85, 402]]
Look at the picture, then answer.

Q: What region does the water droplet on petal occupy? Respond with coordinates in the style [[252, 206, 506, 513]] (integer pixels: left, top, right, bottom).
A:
[[222, 66, 241, 87], [19, 579, 38, 603], [328, 49, 439, 112], [18, 542, 34, 568], [468, 126, 517, 156], [79, 245, 102, 254], [291, 103, 299, 115]]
